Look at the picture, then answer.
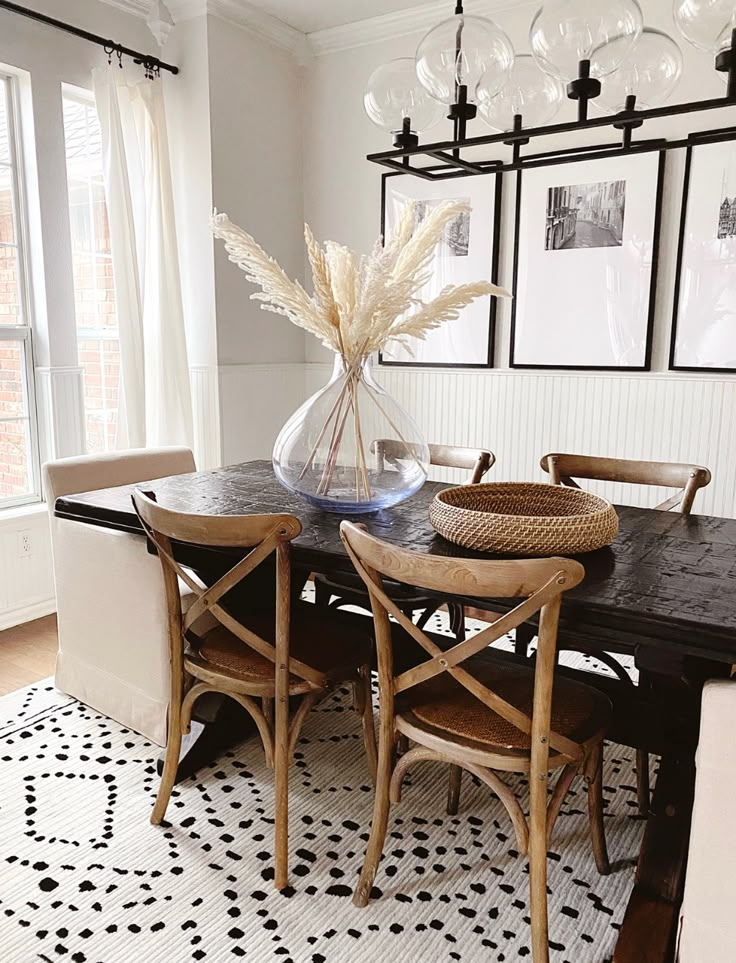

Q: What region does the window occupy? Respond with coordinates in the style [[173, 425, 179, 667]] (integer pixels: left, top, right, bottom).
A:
[[0, 74, 40, 509], [63, 93, 121, 454]]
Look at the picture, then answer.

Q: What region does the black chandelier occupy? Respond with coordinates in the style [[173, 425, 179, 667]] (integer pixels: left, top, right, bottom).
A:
[[363, 0, 736, 180]]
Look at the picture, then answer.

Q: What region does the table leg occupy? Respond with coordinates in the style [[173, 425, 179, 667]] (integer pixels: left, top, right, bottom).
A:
[[613, 750, 695, 962]]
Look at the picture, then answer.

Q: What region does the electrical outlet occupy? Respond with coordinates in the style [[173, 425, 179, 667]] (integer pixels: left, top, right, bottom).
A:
[[18, 531, 32, 556]]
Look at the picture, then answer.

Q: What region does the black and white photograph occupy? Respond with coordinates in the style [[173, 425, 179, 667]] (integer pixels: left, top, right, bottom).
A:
[[415, 197, 471, 257], [380, 171, 501, 368], [511, 152, 663, 370], [545, 180, 626, 251], [672, 139, 736, 371]]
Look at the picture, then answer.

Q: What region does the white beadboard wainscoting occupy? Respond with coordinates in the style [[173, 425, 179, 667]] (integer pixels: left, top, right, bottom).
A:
[[0, 505, 55, 631], [304, 364, 736, 519]]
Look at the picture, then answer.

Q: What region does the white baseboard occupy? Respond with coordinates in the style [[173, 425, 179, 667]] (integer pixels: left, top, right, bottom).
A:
[[0, 598, 56, 633]]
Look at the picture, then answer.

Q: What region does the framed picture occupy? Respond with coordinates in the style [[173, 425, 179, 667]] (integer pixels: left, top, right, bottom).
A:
[[671, 136, 736, 372], [379, 170, 502, 368], [510, 151, 665, 370]]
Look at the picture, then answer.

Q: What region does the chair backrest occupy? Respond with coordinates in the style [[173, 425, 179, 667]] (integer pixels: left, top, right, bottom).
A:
[[340, 521, 585, 768], [132, 491, 328, 691], [373, 439, 495, 485], [43, 447, 195, 505], [540, 453, 711, 515]]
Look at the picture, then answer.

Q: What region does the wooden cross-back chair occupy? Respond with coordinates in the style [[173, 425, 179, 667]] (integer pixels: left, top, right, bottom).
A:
[[315, 441, 495, 641], [541, 452, 712, 816], [543, 453, 711, 513], [340, 521, 611, 963], [132, 491, 377, 890]]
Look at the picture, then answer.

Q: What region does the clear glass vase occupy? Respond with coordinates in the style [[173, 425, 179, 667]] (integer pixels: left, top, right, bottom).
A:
[[273, 355, 430, 514]]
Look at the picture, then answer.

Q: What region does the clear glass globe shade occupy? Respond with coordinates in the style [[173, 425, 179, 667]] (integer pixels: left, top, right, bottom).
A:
[[363, 58, 445, 134], [598, 28, 683, 111], [673, 0, 735, 52], [478, 54, 564, 131], [416, 14, 515, 106], [530, 0, 643, 82]]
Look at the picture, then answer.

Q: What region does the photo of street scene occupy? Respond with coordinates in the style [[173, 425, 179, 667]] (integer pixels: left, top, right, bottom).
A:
[[545, 179, 626, 251], [415, 197, 471, 257]]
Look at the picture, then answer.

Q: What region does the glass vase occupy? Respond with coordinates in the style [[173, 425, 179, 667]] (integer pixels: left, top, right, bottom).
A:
[[273, 355, 430, 514]]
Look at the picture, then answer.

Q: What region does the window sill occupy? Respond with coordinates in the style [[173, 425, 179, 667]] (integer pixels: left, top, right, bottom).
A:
[[0, 501, 47, 525]]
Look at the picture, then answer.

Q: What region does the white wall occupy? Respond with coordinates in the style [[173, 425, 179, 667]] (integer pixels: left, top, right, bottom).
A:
[[298, 0, 736, 515]]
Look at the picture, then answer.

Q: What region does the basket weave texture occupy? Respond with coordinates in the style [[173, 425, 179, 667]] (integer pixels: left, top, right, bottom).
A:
[[429, 482, 619, 556]]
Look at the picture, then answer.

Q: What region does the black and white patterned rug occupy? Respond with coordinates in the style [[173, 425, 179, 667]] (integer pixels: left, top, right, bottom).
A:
[[0, 652, 648, 963]]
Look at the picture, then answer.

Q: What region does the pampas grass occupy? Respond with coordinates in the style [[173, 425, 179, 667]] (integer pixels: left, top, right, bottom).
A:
[[211, 201, 509, 363], [211, 203, 510, 499]]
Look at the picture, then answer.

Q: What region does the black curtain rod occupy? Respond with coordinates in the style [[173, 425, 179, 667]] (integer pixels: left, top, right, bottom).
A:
[[0, 0, 179, 75]]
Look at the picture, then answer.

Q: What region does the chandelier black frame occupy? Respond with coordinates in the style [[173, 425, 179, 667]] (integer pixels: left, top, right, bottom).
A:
[[367, 1, 736, 181]]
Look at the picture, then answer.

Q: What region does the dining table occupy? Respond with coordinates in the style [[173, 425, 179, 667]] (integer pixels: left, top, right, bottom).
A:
[[54, 458, 736, 963]]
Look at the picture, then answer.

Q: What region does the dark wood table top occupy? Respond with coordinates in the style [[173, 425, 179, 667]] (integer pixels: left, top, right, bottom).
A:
[[54, 459, 736, 661]]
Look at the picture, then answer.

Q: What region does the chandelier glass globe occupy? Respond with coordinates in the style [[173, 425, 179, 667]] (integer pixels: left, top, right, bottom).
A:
[[478, 55, 564, 131], [416, 14, 514, 106], [673, 0, 735, 52], [598, 28, 684, 111], [530, 0, 644, 83], [363, 58, 445, 135]]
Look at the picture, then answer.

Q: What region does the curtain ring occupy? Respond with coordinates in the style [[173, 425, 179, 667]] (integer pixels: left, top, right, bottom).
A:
[[104, 43, 115, 66], [117, 47, 124, 69]]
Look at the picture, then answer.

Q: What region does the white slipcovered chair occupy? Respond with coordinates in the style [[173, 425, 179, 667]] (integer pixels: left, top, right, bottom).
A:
[[43, 447, 196, 746], [677, 679, 736, 961]]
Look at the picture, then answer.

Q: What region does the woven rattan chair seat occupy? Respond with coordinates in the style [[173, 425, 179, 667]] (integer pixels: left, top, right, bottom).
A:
[[193, 606, 372, 685], [398, 659, 611, 753]]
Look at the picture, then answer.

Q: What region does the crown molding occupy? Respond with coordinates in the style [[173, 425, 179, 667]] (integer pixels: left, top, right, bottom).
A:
[[309, 0, 538, 57], [165, 0, 310, 58], [98, 0, 152, 16]]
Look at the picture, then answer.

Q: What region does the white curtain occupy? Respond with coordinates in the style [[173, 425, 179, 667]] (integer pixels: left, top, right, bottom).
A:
[[93, 66, 193, 450]]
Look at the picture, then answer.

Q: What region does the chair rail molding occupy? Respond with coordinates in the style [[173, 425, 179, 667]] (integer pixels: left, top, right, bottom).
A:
[[34, 366, 86, 466]]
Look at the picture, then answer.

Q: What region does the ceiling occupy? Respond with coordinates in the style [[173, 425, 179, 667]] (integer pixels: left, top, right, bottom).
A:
[[241, 0, 438, 35]]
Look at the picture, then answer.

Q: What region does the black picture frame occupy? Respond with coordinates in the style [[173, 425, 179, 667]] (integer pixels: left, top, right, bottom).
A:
[[509, 149, 666, 372], [670, 132, 736, 373], [378, 168, 503, 370]]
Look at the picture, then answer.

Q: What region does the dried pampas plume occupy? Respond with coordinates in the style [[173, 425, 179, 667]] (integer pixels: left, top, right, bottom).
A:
[[211, 202, 510, 364]]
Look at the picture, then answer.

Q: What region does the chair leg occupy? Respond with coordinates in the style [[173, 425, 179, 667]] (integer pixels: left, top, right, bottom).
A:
[[585, 741, 611, 876], [353, 722, 394, 908], [516, 623, 535, 658], [529, 768, 550, 963], [313, 578, 331, 607], [151, 710, 183, 826], [415, 601, 442, 631], [358, 666, 378, 785], [448, 602, 466, 642], [447, 764, 462, 815], [274, 691, 290, 891], [636, 749, 650, 816]]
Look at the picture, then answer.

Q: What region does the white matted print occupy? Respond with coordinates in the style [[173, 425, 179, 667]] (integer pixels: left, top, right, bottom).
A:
[[671, 139, 736, 372], [380, 172, 500, 368], [511, 152, 663, 369]]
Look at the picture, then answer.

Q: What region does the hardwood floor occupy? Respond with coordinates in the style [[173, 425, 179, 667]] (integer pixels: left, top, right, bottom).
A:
[[0, 615, 58, 696]]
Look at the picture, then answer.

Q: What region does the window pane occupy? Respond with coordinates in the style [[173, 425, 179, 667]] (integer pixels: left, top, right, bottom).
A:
[[0, 166, 16, 244], [0, 81, 9, 164], [64, 95, 121, 453], [78, 336, 120, 453], [0, 339, 31, 499], [0, 246, 22, 325]]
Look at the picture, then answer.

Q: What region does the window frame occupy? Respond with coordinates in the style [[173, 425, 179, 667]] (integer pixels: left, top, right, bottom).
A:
[[0, 71, 41, 511]]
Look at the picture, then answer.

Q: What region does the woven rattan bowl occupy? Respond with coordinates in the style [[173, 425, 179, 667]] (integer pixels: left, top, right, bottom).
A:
[[429, 482, 619, 556]]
